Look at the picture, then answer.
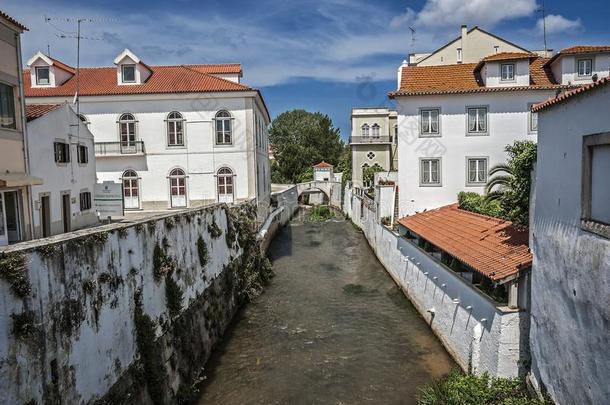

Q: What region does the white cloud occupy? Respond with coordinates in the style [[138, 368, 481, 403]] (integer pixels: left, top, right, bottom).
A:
[[535, 14, 582, 35], [414, 0, 537, 28], [390, 8, 415, 29]]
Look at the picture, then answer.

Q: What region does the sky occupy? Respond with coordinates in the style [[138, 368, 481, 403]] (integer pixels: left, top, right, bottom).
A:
[[3, 0, 609, 140]]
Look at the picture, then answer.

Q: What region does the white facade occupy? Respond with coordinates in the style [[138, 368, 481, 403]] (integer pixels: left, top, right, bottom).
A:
[[27, 103, 99, 237], [549, 51, 610, 85], [24, 50, 271, 218], [530, 81, 610, 404], [395, 90, 554, 216]]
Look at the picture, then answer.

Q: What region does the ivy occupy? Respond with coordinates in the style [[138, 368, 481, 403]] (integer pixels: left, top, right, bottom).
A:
[[197, 236, 208, 268], [0, 252, 31, 298], [165, 271, 183, 319], [207, 220, 222, 239]]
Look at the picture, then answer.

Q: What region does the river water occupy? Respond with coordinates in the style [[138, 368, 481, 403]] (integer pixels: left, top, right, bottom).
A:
[[196, 215, 454, 404]]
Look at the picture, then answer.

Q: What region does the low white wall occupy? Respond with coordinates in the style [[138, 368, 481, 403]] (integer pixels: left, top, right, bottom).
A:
[[259, 185, 298, 252], [349, 191, 528, 377]]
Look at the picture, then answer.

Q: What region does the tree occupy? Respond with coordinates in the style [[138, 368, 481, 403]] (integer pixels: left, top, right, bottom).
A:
[[362, 164, 385, 187], [485, 140, 537, 225], [269, 109, 345, 184]]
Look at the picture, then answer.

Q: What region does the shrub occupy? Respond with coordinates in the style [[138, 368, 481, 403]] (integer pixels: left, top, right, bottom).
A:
[[309, 205, 333, 221], [197, 236, 209, 268], [458, 192, 504, 218]]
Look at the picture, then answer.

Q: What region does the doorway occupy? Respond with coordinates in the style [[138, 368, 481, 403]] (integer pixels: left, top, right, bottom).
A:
[[0, 191, 22, 245], [41, 195, 51, 237], [61, 193, 71, 233]]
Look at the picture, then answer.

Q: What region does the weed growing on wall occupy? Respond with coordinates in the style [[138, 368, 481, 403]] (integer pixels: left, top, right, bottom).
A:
[[66, 232, 109, 250], [164, 217, 175, 231], [147, 220, 157, 235], [0, 251, 31, 298], [117, 227, 129, 239], [165, 271, 184, 319], [207, 219, 222, 239], [36, 243, 62, 258], [197, 236, 209, 268], [153, 243, 174, 282], [11, 311, 38, 339]]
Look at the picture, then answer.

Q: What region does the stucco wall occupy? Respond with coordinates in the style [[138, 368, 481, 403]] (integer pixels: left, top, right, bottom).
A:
[[346, 187, 529, 377], [530, 84, 610, 404], [0, 201, 269, 404]]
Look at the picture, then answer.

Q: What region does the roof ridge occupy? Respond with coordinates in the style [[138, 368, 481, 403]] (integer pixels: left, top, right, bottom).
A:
[[178, 65, 252, 90]]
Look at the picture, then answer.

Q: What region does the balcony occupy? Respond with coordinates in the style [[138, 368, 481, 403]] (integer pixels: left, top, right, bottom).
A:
[[95, 141, 145, 157], [349, 136, 392, 144]]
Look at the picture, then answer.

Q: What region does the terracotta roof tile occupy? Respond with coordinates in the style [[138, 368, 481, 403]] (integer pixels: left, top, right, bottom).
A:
[[481, 52, 536, 62], [389, 57, 564, 98], [25, 104, 61, 122], [313, 161, 333, 168], [398, 204, 531, 282], [532, 77, 610, 112], [24, 64, 252, 97], [544, 45, 610, 66], [0, 10, 27, 31]]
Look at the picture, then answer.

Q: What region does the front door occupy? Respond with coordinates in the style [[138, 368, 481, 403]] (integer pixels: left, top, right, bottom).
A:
[[4, 191, 21, 243], [61, 193, 71, 233], [0, 193, 7, 246], [170, 177, 186, 208], [123, 177, 140, 209], [41, 195, 51, 237], [217, 169, 234, 204]]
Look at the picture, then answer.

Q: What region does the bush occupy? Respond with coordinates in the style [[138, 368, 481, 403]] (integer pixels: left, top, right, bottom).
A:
[[458, 192, 504, 218], [418, 370, 547, 405], [309, 205, 333, 221]]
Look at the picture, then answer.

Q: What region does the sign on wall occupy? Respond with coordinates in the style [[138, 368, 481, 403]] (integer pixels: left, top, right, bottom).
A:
[[94, 182, 124, 218]]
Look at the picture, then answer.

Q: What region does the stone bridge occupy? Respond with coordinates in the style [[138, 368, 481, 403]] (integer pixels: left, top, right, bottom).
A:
[[296, 181, 342, 208]]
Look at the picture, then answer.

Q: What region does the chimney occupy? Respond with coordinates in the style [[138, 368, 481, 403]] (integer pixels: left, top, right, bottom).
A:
[[398, 59, 409, 90], [459, 24, 467, 63]]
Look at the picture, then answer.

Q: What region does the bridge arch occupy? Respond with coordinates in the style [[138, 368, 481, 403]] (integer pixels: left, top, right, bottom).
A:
[[296, 180, 342, 208]]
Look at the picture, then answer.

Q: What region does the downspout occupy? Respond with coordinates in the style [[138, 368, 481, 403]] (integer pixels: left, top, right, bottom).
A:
[[16, 31, 35, 240]]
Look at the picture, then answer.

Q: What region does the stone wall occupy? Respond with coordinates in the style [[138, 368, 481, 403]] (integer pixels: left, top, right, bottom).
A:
[[345, 187, 529, 377], [0, 202, 271, 404]]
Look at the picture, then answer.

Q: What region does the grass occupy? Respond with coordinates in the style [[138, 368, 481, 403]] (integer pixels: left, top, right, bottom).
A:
[[309, 205, 334, 221]]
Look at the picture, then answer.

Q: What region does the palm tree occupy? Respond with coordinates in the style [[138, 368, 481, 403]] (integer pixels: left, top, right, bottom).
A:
[[484, 163, 512, 201]]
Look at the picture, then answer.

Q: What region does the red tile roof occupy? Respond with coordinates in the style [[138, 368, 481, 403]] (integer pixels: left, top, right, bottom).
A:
[[398, 204, 532, 282], [49, 56, 75, 74], [313, 161, 333, 168], [389, 57, 564, 98], [24, 64, 252, 97], [481, 52, 536, 62], [0, 10, 28, 31], [544, 45, 610, 66], [532, 77, 610, 112], [25, 104, 61, 122]]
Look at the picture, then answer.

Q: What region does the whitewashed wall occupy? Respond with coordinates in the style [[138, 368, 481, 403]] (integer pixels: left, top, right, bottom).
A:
[[348, 190, 528, 377], [530, 83, 610, 404], [395, 90, 555, 216], [551, 53, 610, 85]]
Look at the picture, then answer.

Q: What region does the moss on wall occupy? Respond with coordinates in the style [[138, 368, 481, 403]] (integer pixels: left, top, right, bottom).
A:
[[0, 251, 31, 298]]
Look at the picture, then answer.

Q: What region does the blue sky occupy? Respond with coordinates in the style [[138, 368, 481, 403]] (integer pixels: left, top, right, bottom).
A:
[[3, 0, 609, 139]]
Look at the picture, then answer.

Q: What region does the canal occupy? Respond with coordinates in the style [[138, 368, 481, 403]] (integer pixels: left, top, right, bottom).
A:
[[196, 215, 455, 404]]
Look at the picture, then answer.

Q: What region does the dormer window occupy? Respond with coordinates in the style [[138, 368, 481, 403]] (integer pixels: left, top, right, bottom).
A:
[[35, 66, 50, 85], [577, 58, 592, 77], [122, 64, 136, 83], [501, 63, 515, 81]]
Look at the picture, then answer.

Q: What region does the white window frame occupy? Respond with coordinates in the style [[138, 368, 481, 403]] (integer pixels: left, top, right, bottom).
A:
[[577, 58, 593, 78], [361, 123, 370, 137], [214, 110, 233, 146], [465, 157, 488, 186], [419, 158, 442, 187], [466, 106, 489, 136], [419, 108, 440, 137], [371, 123, 380, 138], [500, 63, 515, 81], [528, 103, 538, 134], [121, 64, 136, 83], [35, 66, 50, 85], [166, 111, 185, 147]]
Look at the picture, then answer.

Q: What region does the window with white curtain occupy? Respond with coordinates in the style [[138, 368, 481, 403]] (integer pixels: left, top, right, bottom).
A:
[[420, 158, 441, 186], [577, 59, 592, 77], [420, 109, 440, 136], [467, 107, 488, 134], [467, 158, 488, 185], [501, 63, 515, 81]]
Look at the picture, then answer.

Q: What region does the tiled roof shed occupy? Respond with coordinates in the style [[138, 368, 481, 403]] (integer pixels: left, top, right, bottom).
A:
[[532, 77, 610, 112], [25, 104, 61, 122], [313, 161, 333, 168], [398, 204, 532, 283]]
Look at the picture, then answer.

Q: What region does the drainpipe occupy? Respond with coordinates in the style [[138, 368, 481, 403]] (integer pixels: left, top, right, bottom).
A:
[[16, 31, 35, 240]]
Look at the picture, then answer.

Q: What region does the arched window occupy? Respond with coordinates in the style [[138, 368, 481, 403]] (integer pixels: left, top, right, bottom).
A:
[[118, 113, 137, 153], [371, 123, 380, 138], [217, 167, 234, 203], [78, 114, 90, 127], [169, 168, 187, 207], [215, 110, 232, 145], [122, 170, 140, 209], [167, 111, 184, 146], [361, 123, 370, 137]]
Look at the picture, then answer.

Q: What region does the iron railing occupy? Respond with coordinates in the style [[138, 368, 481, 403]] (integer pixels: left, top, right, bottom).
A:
[[94, 141, 145, 156], [349, 136, 392, 144]]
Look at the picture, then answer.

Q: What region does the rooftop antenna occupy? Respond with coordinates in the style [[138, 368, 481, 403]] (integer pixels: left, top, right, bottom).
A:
[[409, 26, 416, 51], [537, 0, 548, 55]]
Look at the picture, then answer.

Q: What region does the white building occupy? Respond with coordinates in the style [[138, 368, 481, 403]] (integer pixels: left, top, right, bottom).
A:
[[390, 31, 610, 216], [26, 103, 98, 237], [529, 78, 610, 404], [23, 49, 271, 219]]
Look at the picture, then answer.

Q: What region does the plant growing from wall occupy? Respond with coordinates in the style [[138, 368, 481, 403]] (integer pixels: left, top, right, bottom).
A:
[[165, 271, 184, 319], [153, 243, 174, 282], [197, 236, 209, 268], [207, 219, 222, 239], [11, 310, 38, 339], [36, 243, 62, 258], [0, 252, 31, 298], [164, 217, 175, 231], [147, 220, 157, 235], [117, 227, 129, 239]]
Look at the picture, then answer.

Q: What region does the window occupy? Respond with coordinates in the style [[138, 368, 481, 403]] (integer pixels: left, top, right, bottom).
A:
[[457, 48, 462, 63], [420, 158, 441, 186], [361, 123, 370, 137], [80, 191, 92, 211], [529, 111, 538, 132], [169, 169, 186, 196], [167, 111, 184, 146], [122, 64, 136, 83], [0, 83, 16, 130], [501, 63, 515, 81], [122, 170, 140, 209], [577, 59, 592, 77], [367, 151, 376, 160], [215, 110, 232, 145], [467, 107, 488, 134], [582, 133, 610, 237], [217, 167, 234, 196], [420, 108, 440, 136], [54, 141, 70, 163], [78, 114, 89, 127], [77, 145, 88, 164], [119, 113, 137, 151], [467, 158, 488, 185], [371, 123, 380, 138], [35, 66, 50, 85]]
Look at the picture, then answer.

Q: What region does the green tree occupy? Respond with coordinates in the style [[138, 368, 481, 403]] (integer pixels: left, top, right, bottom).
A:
[[485, 140, 537, 225], [269, 109, 345, 184], [362, 164, 385, 186]]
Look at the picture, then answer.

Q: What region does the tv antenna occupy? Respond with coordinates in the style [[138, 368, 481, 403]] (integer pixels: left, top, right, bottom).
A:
[[537, 0, 548, 54], [409, 26, 416, 50]]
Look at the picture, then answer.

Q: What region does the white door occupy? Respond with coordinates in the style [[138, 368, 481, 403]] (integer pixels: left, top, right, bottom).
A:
[[0, 193, 8, 246], [122, 171, 140, 210], [169, 169, 187, 208], [217, 168, 234, 204]]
